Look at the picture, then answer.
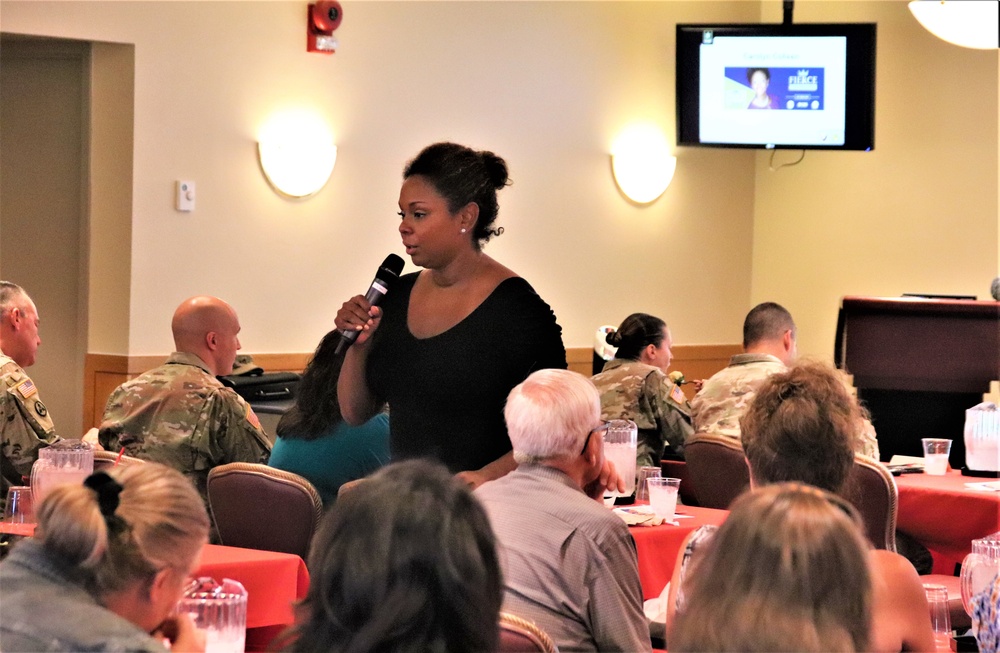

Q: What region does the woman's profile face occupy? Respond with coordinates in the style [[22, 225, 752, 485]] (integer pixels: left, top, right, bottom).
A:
[[644, 327, 673, 372], [398, 175, 466, 269], [751, 71, 770, 96]]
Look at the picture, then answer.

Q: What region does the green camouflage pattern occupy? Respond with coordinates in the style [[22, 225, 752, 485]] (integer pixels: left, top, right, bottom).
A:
[[592, 359, 693, 468], [690, 353, 880, 459], [1, 353, 59, 506], [98, 351, 271, 502], [690, 354, 786, 439]]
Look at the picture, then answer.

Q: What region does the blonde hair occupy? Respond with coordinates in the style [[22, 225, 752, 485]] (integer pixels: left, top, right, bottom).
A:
[[34, 463, 209, 595], [670, 483, 872, 653]]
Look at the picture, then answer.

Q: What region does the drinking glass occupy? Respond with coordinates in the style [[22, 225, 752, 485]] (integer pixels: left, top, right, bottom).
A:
[[3, 486, 33, 524], [647, 477, 681, 522], [923, 583, 952, 651], [176, 577, 247, 653], [636, 466, 661, 502], [921, 438, 952, 476], [602, 419, 637, 498]]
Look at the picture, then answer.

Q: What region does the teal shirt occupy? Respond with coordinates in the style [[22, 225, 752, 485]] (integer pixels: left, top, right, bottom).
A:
[[268, 413, 390, 504]]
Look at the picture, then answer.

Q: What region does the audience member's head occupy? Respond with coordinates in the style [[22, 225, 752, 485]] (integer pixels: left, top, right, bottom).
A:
[[606, 312, 672, 370], [170, 296, 241, 376], [743, 302, 796, 365], [505, 368, 601, 464], [276, 327, 345, 440], [288, 459, 502, 653], [0, 281, 41, 368], [741, 361, 860, 493], [35, 463, 210, 632], [670, 483, 872, 653], [403, 142, 510, 248]]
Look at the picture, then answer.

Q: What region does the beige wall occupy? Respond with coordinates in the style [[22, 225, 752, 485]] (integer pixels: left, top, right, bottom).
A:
[[752, 0, 999, 360], [2, 0, 997, 369], [1, 0, 759, 359]]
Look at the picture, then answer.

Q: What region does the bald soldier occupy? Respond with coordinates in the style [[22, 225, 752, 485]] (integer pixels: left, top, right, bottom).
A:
[[0, 282, 60, 505], [99, 296, 271, 502]]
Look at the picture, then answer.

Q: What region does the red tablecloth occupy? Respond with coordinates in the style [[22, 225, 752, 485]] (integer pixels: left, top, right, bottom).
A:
[[629, 505, 729, 600], [895, 471, 1000, 574], [196, 544, 310, 630]]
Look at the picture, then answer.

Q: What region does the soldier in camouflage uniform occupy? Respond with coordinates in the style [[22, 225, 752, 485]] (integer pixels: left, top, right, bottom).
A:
[[0, 282, 60, 507], [592, 313, 693, 468], [690, 302, 879, 460], [98, 296, 270, 504]]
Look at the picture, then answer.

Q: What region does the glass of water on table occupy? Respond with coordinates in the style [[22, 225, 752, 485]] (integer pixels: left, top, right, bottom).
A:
[[647, 477, 681, 523]]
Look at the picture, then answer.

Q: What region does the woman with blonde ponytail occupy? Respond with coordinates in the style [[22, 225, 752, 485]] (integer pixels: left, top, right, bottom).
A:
[[0, 463, 210, 652]]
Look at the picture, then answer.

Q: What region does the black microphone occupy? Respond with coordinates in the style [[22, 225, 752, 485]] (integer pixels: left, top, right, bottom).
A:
[[336, 254, 405, 354]]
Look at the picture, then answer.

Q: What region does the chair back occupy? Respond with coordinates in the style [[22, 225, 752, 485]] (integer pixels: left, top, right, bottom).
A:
[[660, 460, 699, 507], [843, 454, 897, 552], [498, 612, 558, 653], [92, 449, 146, 472], [207, 462, 323, 559], [683, 432, 750, 509]]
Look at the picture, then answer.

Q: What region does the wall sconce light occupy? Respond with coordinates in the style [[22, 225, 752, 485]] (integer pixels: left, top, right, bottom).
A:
[[611, 124, 677, 205], [258, 111, 337, 199], [908, 1, 998, 49]]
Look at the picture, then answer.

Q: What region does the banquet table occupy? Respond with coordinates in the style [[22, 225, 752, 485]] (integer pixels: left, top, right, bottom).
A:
[[895, 470, 1000, 574], [196, 544, 310, 650], [628, 504, 729, 600]]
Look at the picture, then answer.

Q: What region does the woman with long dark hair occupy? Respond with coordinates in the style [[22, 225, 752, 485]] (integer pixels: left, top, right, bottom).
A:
[[269, 328, 389, 503]]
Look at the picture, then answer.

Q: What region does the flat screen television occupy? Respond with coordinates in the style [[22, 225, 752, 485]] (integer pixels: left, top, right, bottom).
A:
[[676, 23, 877, 150]]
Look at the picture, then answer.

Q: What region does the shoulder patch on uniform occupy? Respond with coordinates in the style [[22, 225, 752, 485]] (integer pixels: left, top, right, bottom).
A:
[[670, 383, 686, 404], [34, 400, 47, 417], [15, 379, 37, 399], [245, 403, 261, 431]]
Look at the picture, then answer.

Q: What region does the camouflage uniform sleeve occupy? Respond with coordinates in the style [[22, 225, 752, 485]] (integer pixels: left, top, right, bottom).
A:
[[2, 378, 59, 488], [647, 371, 694, 455], [205, 388, 272, 466]]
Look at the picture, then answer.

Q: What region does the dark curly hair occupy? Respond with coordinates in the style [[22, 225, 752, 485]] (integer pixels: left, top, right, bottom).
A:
[[404, 142, 510, 248], [740, 361, 862, 493]]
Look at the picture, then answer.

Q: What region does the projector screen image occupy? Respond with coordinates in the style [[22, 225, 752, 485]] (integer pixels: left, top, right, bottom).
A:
[[676, 23, 876, 151], [700, 35, 846, 146]]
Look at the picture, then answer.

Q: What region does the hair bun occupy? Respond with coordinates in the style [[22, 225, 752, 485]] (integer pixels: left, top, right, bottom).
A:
[[605, 329, 622, 346], [480, 151, 510, 190]]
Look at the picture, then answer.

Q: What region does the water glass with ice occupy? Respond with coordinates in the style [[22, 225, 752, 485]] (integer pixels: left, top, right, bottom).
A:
[[921, 438, 952, 476], [647, 477, 681, 522], [602, 419, 637, 498]]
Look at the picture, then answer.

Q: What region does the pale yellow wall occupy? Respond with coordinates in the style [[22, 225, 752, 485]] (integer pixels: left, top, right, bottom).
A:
[[2, 0, 759, 355], [752, 0, 999, 360]]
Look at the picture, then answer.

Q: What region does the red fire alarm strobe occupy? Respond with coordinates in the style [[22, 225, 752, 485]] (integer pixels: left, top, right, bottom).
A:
[[308, 1, 342, 54]]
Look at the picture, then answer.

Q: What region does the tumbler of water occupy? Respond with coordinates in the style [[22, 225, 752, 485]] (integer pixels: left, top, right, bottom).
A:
[[176, 577, 247, 653]]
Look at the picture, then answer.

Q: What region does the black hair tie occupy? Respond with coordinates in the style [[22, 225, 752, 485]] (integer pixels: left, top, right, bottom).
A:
[[84, 472, 123, 518]]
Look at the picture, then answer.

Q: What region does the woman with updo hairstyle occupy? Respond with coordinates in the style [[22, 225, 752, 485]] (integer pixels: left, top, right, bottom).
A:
[[281, 458, 503, 653], [336, 143, 566, 488], [591, 312, 693, 467], [669, 483, 873, 653], [0, 463, 210, 652]]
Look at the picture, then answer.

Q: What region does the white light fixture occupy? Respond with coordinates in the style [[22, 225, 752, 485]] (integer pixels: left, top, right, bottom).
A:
[[908, 0, 999, 50], [258, 110, 337, 198], [611, 124, 677, 205]]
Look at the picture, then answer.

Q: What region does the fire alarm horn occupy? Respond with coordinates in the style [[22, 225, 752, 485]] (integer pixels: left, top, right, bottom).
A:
[[308, 1, 342, 54]]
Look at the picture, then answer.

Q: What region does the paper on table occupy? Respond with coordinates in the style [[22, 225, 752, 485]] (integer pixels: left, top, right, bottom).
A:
[[964, 481, 1000, 492]]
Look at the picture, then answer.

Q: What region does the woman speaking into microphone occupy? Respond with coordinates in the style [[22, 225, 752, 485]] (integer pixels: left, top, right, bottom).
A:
[[335, 143, 567, 488]]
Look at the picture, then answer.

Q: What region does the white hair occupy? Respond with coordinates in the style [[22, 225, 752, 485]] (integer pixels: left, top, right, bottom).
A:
[[504, 369, 600, 463]]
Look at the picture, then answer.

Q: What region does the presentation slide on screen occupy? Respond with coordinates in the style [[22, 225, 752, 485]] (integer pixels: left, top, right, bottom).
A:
[[698, 34, 847, 146]]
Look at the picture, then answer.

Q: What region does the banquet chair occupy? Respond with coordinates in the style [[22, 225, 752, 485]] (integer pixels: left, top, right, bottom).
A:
[[92, 449, 146, 471], [498, 612, 558, 653], [207, 462, 323, 559], [683, 433, 750, 509], [660, 459, 699, 506], [843, 454, 897, 552]]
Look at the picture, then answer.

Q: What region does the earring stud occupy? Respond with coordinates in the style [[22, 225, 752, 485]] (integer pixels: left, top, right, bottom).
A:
[[460, 228, 467, 234]]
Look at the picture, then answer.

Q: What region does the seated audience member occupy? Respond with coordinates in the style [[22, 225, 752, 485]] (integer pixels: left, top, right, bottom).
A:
[[268, 328, 389, 503], [476, 368, 648, 652], [283, 459, 502, 653], [670, 483, 873, 653], [668, 362, 935, 652], [591, 312, 692, 465], [0, 281, 60, 506], [0, 463, 210, 652], [690, 302, 879, 459], [972, 571, 1000, 653], [99, 296, 271, 503]]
